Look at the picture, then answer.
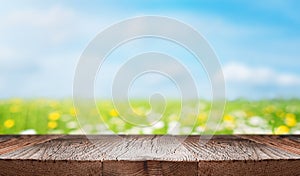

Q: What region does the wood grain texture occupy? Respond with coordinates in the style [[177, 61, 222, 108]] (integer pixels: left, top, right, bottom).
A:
[[240, 135, 300, 155], [198, 160, 300, 176], [183, 135, 300, 161], [146, 161, 197, 176], [0, 135, 299, 176], [0, 160, 101, 176], [0, 135, 61, 155], [103, 161, 198, 176]]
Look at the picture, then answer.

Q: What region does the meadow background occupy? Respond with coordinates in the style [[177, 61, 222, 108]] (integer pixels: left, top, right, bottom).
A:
[[1, 1, 300, 134], [0, 98, 299, 134]]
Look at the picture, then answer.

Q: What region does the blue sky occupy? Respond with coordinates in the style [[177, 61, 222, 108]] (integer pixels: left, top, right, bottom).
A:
[[0, 0, 300, 99]]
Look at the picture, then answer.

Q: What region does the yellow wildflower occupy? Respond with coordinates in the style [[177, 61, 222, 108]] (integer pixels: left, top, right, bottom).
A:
[[223, 114, 235, 129], [48, 112, 61, 121], [285, 113, 296, 119], [48, 121, 58, 129], [285, 113, 297, 127], [275, 125, 290, 134], [4, 119, 15, 128], [69, 108, 77, 116], [10, 98, 22, 104], [198, 112, 207, 122], [223, 114, 235, 122], [263, 106, 275, 114], [109, 109, 118, 117], [246, 111, 254, 118], [9, 105, 20, 113]]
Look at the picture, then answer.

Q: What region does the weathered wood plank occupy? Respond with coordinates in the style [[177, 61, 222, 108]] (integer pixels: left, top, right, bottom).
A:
[[0, 135, 62, 155], [0, 135, 196, 161], [0, 135, 299, 176], [183, 135, 300, 161], [240, 135, 300, 155], [0, 159, 102, 176], [103, 161, 198, 176], [198, 160, 300, 176]]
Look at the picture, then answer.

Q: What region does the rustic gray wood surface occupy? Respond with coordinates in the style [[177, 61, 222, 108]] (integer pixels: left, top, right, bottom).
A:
[[0, 135, 299, 176]]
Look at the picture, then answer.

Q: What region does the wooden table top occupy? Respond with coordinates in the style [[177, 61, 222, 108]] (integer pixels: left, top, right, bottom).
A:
[[0, 135, 299, 176]]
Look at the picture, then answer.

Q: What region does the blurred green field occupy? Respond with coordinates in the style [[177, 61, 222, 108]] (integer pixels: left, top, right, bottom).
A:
[[0, 98, 299, 134]]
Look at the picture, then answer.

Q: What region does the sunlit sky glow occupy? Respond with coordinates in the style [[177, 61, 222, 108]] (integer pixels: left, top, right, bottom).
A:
[[0, 0, 300, 99]]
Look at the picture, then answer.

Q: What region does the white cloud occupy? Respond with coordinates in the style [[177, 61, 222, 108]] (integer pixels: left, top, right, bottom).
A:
[[4, 5, 74, 28], [0, 5, 104, 45], [0, 2, 299, 99], [0, 5, 102, 98], [277, 74, 300, 86], [223, 62, 300, 86], [0, 46, 16, 58]]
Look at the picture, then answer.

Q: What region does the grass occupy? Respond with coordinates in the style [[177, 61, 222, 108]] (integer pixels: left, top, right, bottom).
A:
[[0, 98, 299, 135]]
